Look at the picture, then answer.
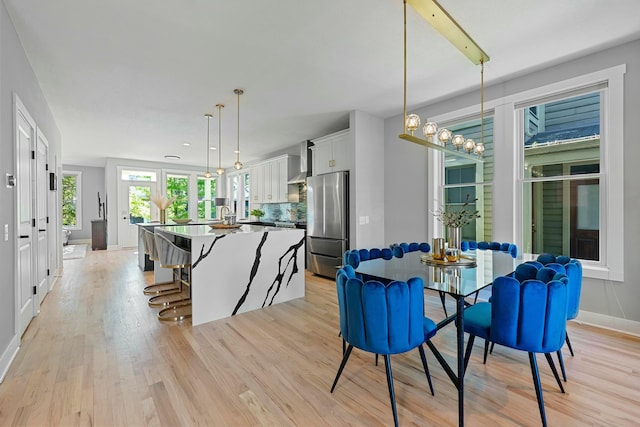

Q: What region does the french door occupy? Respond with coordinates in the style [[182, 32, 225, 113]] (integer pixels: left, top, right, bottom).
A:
[[118, 181, 156, 247]]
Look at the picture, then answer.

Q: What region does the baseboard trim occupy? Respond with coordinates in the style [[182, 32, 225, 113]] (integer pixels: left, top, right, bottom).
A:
[[0, 335, 19, 383], [67, 238, 91, 245], [574, 311, 640, 337]]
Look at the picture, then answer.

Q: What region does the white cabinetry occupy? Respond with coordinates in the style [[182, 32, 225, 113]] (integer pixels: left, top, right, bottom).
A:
[[311, 129, 350, 175], [250, 155, 299, 204]]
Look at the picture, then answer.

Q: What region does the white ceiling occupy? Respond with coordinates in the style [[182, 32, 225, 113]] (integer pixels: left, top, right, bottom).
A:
[[5, 0, 640, 168]]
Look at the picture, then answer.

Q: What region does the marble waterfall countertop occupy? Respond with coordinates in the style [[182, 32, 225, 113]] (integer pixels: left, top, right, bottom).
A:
[[155, 224, 306, 326]]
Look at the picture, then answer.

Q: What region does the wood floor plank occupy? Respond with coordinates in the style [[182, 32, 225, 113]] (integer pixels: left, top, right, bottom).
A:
[[0, 248, 639, 426]]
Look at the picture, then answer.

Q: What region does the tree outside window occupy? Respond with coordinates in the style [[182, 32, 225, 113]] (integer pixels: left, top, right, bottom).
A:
[[62, 171, 82, 229]]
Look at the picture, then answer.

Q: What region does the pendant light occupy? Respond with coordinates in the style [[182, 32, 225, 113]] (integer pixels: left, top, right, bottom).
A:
[[215, 104, 225, 176], [233, 88, 244, 170], [203, 113, 213, 178]]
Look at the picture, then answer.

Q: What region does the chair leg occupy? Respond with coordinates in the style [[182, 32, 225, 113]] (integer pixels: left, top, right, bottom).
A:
[[383, 355, 399, 427], [489, 341, 495, 354], [342, 337, 345, 355], [375, 354, 379, 366], [483, 339, 490, 364], [565, 332, 574, 357], [439, 291, 448, 317], [556, 350, 567, 382], [463, 335, 476, 374], [544, 353, 565, 393], [331, 344, 353, 393], [418, 344, 435, 396], [528, 353, 548, 427]]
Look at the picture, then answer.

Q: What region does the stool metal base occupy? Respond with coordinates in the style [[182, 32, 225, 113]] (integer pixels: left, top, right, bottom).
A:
[[148, 292, 190, 308], [143, 282, 180, 295], [158, 302, 192, 322]]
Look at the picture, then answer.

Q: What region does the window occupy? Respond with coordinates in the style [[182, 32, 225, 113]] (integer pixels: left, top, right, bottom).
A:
[[429, 65, 624, 281], [441, 116, 494, 242], [521, 92, 601, 260], [197, 177, 217, 220], [62, 171, 82, 230], [228, 171, 251, 220], [515, 66, 624, 280], [166, 173, 189, 221]]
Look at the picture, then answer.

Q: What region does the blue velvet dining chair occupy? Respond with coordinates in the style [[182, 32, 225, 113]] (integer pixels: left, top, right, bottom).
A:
[[358, 248, 371, 262], [536, 253, 583, 380], [343, 250, 360, 268], [332, 270, 438, 427], [418, 242, 431, 253], [381, 247, 393, 260], [463, 268, 569, 427], [369, 247, 382, 259], [391, 244, 405, 258], [408, 242, 420, 252]]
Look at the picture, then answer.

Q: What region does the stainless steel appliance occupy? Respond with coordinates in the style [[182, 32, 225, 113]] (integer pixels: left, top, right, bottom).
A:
[[306, 171, 348, 277]]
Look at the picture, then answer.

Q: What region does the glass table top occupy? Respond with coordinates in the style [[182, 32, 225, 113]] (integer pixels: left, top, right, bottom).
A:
[[354, 250, 525, 298]]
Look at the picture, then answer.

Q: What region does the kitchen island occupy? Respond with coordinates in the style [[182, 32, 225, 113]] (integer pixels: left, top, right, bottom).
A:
[[155, 224, 305, 326]]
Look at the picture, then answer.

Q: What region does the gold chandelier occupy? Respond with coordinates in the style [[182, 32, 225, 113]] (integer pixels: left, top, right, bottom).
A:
[[399, 0, 490, 158]]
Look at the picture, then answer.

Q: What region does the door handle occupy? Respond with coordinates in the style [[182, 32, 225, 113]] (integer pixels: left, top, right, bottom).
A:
[[20, 235, 29, 238], [39, 229, 46, 232]]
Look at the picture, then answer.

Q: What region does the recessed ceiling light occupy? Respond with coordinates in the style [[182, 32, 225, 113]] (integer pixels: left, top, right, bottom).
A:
[[164, 155, 180, 160]]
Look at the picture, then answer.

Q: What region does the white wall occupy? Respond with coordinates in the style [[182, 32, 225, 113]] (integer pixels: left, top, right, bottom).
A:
[[350, 110, 385, 248], [383, 39, 640, 329], [0, 1, 63, 374]]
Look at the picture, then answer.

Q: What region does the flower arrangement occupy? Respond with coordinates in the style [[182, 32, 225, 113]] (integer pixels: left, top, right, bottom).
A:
[[150, 192, 176, 210], [433, 194, 480, 228]]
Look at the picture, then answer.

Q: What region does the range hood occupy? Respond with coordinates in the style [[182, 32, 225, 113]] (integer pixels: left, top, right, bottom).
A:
[[288, 140, 313, 183]]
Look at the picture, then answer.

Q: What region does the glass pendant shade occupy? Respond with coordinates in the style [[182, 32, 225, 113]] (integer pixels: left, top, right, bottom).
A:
[[452, 134, 465, 150], [474, 142, 485, 157], [437, 128, 452, 144], [405, 114, 420, 134], [464, 138, 476, 153], [423, 121, 438, 138], [234, 161, 243, 170]]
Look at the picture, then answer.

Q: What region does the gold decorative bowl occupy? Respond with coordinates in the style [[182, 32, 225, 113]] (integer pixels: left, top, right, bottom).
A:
[[173, 218, 192, 224]]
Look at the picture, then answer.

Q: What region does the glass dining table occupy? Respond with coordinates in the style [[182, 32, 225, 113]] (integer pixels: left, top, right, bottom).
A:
[[354, 249, 525, 427]]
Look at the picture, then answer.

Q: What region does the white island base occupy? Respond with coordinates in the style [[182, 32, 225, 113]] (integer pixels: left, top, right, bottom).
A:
[[156, 225, 306, 326]]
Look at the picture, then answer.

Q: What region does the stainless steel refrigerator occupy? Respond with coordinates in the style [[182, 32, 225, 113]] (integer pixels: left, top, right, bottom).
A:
[[306, 171, 349, 277]]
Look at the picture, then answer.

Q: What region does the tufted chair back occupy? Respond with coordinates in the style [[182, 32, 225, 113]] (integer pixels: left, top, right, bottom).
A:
[[490, 273, 568, 354], [336, 272, 426, 355]]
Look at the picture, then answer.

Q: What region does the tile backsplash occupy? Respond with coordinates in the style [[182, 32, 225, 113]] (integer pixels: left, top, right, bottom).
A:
[[259, 184, 307, 222]]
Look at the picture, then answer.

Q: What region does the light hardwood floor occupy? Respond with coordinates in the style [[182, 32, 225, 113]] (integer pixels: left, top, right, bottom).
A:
[[1, 248, 639, 426]]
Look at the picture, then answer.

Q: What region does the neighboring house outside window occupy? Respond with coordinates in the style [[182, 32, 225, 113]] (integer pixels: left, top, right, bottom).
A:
[[62, 171, 82, 230]]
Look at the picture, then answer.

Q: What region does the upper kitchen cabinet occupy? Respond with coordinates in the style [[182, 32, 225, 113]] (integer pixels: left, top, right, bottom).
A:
[[250, 155, 299, 204], [311, 129, 350, 175]]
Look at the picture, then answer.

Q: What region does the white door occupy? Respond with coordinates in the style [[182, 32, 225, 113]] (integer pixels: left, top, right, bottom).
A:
[[35, 129, 50, 306], [15, 97, 36, 336], [118, 181, 156, 247]]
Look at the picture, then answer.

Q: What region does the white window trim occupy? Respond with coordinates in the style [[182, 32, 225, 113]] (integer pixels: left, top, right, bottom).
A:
[[62, 170, 82, 230], [428, 64, 625, 281]]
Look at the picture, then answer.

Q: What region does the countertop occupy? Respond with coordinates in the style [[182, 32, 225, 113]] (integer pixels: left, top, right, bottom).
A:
[[156, 224, 304, 238]]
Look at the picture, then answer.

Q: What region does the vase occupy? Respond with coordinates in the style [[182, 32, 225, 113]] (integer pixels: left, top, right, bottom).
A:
[[160, 209, 166, 224], [447, 226, 461, 251]]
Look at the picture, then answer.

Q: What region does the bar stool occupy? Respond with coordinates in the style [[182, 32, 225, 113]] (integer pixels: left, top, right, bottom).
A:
[[141, 228, 181, 296], [153, 232, 192, 322]]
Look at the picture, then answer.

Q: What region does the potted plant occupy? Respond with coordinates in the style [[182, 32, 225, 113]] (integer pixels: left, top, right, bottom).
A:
[[433, 194, 480, 250], [250, 208, 265, 222]]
